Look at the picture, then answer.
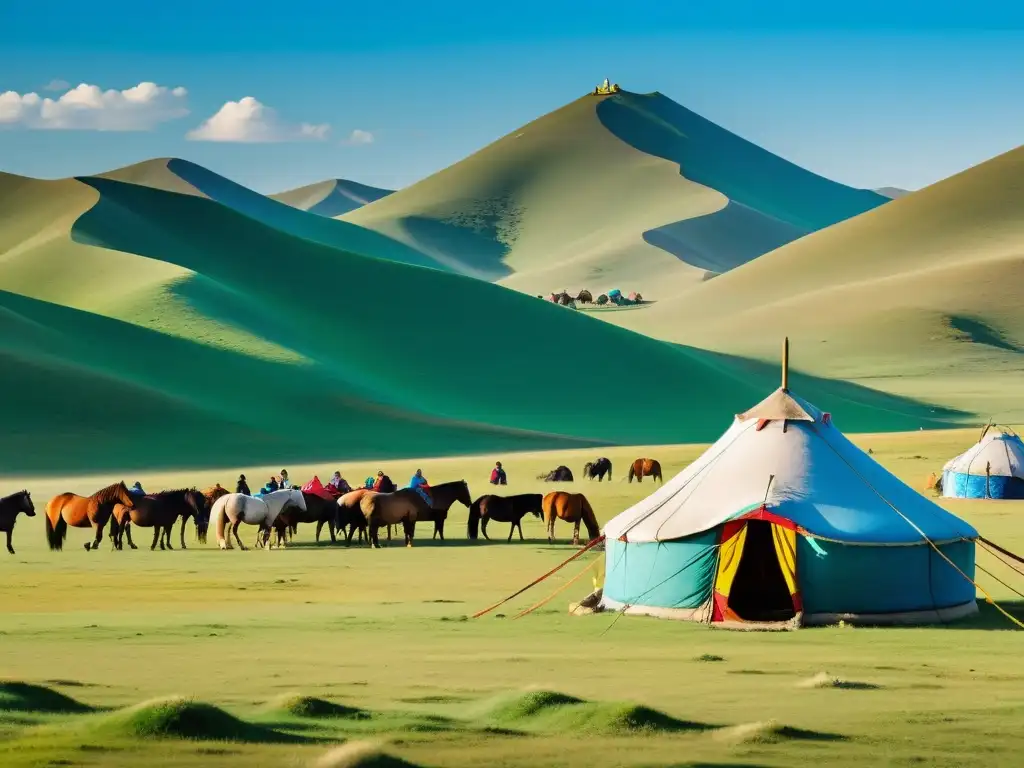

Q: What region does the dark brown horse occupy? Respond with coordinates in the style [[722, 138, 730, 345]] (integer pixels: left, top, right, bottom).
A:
[[582, 458, 613, 482], [628, 458, 663, 483], [539, 466, 574, 482], [542, 491, 600, 545], [360, 488, 429, 548], [272, 492, 339, 546], [0, 490, 35, 554], [337, 489, 370, 545], [410, 480, 473, 540], [46, 482, 135, 551], [200, 485, 229, 544], [467, 493, 543, 541], [110, 489, 206, 551]]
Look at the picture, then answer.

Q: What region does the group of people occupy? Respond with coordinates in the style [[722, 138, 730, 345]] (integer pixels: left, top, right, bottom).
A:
[[221, 461, 508, 503]]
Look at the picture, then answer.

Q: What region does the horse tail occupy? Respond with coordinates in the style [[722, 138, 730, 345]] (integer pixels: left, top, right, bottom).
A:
[[607, 460, 612, 480], [583, 462, 593, 480], [627, 463, 635, 482], [579, 496, 601, 542], [45, 499, 67, 551], [213, 498, 228, 547], [467, 498, 481, 540]]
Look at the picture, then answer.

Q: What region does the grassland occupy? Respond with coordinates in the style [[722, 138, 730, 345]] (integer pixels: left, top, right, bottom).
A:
[[2, 432, 1023, 768]]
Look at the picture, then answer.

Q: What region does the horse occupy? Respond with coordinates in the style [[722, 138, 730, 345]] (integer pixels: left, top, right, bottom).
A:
[[410, 481, 473, 540], [337, 489, 370, 545], [467, 493, 543, 541], [542, 491, 600, 546], [211, 489, 305, 551], [582, 458, 613, 482], [0, 490, 35, 554], [628, 458, 663, 483], [200, 485, 230, 544], [576, 289, 593, 304], [110, 489, 207, 551], [45, 482, 136, 552], [359, 489, 428, 548], [273, 492, 339, 546], [538, 466, 574, 482]]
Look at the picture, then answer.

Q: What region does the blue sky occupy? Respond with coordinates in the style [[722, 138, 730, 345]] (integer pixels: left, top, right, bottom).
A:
[[2, 1, 1023, 193]]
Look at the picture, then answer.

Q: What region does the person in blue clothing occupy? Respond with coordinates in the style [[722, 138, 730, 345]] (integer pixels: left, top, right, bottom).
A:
[[409, 469, 431, 506], [130, 481, 146, 496], [262, 476, 279, 494]]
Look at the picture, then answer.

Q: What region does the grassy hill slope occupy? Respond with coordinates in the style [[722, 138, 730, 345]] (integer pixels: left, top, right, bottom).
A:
[[0, 173, 950, 472], [343, 90, 886, 298], [270, 178, 393, 217], [618, 145, 1024, 420]]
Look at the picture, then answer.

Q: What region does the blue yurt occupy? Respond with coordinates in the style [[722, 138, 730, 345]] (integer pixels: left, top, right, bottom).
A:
[[942, 426, 1024, 500], [597, 382, 979, 628]]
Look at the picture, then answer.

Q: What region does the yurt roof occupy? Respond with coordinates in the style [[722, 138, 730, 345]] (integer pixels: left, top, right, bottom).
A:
[[603, 387, 977, 546], [943, 427, 1024, 478]]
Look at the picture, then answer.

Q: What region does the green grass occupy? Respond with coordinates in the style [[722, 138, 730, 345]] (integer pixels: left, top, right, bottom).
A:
[[1, 433, 1023, 767]]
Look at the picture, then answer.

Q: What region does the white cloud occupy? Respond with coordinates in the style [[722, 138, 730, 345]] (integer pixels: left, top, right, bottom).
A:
[[345, 129, 374, 145], [43, 79, 70, 92], [187, 96, 330, 143], [0, 81, 189, 131]]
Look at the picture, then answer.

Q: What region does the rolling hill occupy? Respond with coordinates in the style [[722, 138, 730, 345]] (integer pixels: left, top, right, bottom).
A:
[[616, 144, 1024, 420], [270, 178, 393, 217], [0, 170, 950, 473], [342, 88, 887, 297]]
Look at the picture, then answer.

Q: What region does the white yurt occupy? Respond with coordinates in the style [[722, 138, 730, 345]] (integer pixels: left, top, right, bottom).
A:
[[942, 425, 1024, 499]]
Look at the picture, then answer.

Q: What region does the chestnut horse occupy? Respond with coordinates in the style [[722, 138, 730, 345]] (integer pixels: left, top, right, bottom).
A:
[[337, 489, 370, 545], [110, 489, 207, 551], [409, 480, 473, 541], [359, 489, 428, 548], [0, 490, 35, 554], [542, 491, 600, 545], [628, 458, 663, 483], [46, 482, 135, 551], [467, 493, 543, 541]]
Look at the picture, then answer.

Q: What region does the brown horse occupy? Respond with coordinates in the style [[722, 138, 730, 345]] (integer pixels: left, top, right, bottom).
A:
[[272, 492, 339, 546], [337, 489, 370, 545], [110, 489, 206, 551], [409, 481, 473, 541], [542, 491, 600, 545], [359, 489, 427, 548], [46, 482, 135, 551], [200, 485, 230, 544], [628, 458, 663, 483], [0, 490, 35, 554], [467, 493, 543, 541]]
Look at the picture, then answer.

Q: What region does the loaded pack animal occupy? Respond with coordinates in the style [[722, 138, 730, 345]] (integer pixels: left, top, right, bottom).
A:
[[210, 488, 306, 551], [109, 489, 207, 551], [45, 482, 136, 551], [628, 458, 663, 483], [467, 493, 543, 542], [0, 490, 35, 554], [358, 488, 430, 548], [539, 466, 574, 482], [582, 458, 613, 482], [272, 491, 339, 547], [409, 480, 473, 541], [542, 491, 600, 545]]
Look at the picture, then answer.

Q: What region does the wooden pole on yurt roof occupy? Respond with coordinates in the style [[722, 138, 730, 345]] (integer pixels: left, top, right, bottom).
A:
[[782, 337, 790, 392]]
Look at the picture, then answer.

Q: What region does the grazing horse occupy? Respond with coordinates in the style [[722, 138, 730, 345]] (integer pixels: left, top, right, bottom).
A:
[[359, 489, 427, 548], [582, 458, 613, 482], [410, 480, 473, 540], [45, 482, 135, 552], [542, 491, 600, 546], [628, 458, 663, 483], [211, 489, 305, 551], [273, 492, 339, 547], [539, 466, 574, 482], [467, 493, 543, 541], [0, 490, 35, 554], [200, 485, 230, 544], [110, 489, 207, 551], [336, 489, 370, 545]]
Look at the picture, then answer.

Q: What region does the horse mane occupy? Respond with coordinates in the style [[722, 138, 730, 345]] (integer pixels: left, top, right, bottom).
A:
[[0, 490, 28, 503], [92, 482, 128, 503]]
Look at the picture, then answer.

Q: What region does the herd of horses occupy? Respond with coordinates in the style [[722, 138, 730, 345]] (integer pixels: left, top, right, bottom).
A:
[[540, 457, 663, 484], [0, 477, 610, 554]]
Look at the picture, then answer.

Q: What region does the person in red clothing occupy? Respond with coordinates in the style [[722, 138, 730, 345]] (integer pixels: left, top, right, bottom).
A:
[[489, 461, 507, 485]]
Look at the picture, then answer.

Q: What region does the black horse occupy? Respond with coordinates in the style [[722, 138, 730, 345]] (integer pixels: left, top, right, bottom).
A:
[[0, 490, 35, 554], [410, 480, 473, 541], [467, 494, 543, 541], [539, 466, 574, 482], [582, 458, 613, 482]]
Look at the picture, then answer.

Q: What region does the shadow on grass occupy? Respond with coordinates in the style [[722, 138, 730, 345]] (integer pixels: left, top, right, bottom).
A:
[[0, 683, 93, 714], [941, 600, 1024, 631]]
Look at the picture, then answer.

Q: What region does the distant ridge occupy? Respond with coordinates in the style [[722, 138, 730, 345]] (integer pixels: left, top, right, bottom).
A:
[[875, 186, 912, 199], [271, 178, 393, 217]]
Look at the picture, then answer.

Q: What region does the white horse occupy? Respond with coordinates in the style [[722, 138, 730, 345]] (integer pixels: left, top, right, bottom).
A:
[[211, 489, 306, 551]]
